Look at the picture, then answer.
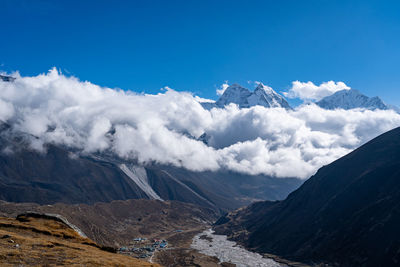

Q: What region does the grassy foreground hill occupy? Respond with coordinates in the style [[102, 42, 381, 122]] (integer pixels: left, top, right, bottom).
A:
[[0, 213, 159, 266]]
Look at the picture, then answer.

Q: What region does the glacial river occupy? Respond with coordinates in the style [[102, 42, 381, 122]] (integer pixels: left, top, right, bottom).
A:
[[191, 229, 285, 267]]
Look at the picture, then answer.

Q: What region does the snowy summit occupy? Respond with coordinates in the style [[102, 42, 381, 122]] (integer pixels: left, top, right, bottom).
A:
[[316, 89, 389, 110], [214, 83, 291, 109]]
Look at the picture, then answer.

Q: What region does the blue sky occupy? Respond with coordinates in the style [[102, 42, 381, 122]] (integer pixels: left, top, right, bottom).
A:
[[1, 0, 400, 105]]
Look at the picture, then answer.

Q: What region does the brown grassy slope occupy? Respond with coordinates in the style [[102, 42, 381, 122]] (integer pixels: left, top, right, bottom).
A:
[[0, 215, 160, 266]]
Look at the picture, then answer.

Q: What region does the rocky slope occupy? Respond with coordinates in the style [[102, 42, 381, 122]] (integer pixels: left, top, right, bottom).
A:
[[215, 126, 400, 267]]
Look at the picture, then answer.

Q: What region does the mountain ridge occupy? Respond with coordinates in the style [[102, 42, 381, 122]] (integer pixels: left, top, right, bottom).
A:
[[200, 83, 399, 112]]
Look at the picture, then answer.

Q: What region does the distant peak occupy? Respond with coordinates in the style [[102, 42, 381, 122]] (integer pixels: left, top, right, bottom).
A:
[[316, 88, 389, 110], [216, 82, 291, 109], [254, 82, 274, 93]]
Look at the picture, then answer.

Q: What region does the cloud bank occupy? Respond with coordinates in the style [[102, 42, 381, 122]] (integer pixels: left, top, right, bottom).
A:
[[0, 69, 399, 179], [284, 81, 350, 101]]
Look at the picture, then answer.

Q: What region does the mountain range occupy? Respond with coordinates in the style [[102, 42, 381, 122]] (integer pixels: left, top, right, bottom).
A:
[[2, 75, 395, 111], [200, 83, 397, 111], [214, 126, 400, 266]]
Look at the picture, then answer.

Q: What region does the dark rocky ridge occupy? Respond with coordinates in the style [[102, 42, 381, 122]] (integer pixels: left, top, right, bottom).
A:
[[214, 127, 400, 267], [0, 74, 16, 82]]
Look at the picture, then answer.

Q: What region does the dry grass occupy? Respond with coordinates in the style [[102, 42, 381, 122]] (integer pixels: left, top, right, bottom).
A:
[[0, 216, 160, 266]]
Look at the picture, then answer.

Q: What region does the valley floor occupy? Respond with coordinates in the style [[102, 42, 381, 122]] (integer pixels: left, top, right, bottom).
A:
[[151, 226, 235, 267]]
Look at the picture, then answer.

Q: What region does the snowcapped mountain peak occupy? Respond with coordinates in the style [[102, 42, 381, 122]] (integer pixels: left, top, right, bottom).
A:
[[215, 84, 252, 108], [316, 89, 389, 110], [251, 82, 292, 109], [225, 83, 251, 94], [215, 83, 291, 109], [254, 82, 273, 93]]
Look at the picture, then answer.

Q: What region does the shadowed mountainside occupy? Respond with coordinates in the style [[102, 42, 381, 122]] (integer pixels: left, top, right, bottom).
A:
[[0, 124, 302, 212], [215, 127, 400, 267]]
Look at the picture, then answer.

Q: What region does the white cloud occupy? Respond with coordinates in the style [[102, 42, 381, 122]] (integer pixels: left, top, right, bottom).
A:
[[0, 69, 399, 179], [194, 95, 215, 103], [284, 81, 350, 101], [0, 99, 14, 121], [216, 81, 229, 96]]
